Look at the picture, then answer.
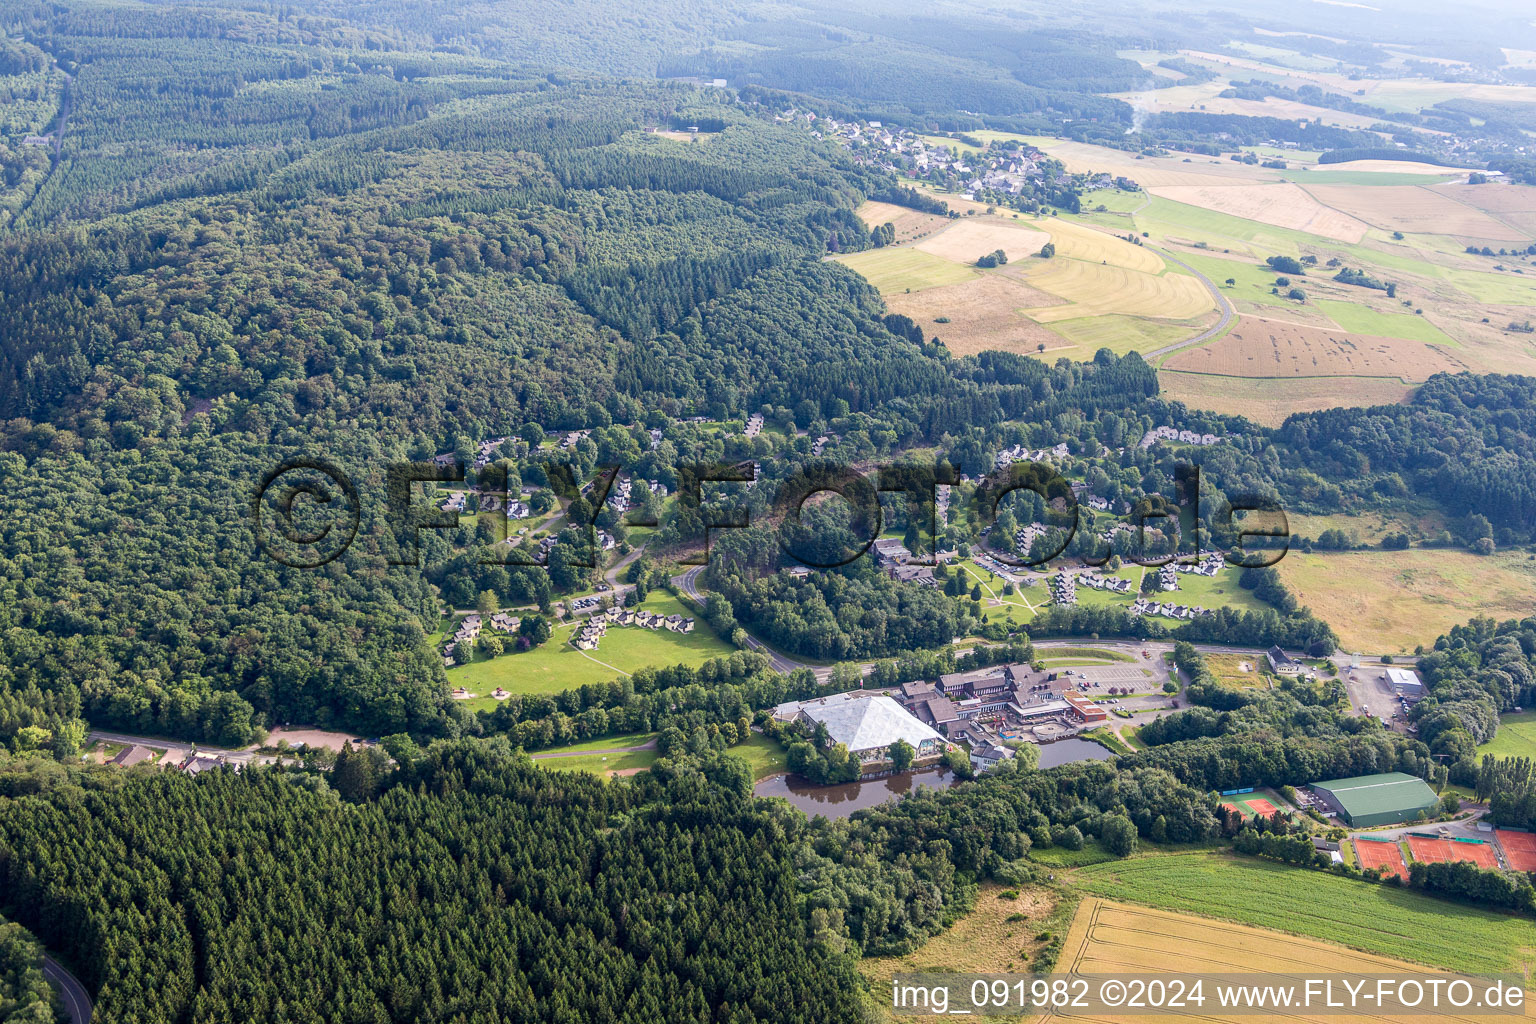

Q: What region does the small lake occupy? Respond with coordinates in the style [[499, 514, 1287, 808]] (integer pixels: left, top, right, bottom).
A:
[[1036, 736, 1116, 768], [754, 738, 1115, 818]]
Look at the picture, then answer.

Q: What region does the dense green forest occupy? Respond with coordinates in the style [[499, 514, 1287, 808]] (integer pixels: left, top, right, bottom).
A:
[[0, 919, 59, 1024]]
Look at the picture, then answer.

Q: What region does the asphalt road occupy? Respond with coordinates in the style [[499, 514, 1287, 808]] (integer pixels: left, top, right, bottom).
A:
[[673, 565, 823, 676], [43, 955, 91, 1024], [1144, 247, 1236, 358]]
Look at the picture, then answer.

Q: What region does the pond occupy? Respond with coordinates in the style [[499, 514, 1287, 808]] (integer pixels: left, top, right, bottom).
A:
[[1036, 736, 1116, 768], [754, 737, 1115, 818]]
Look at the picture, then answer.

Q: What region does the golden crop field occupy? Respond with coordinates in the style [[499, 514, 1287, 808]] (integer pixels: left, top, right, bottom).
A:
[[1301, 184, 1530, 242], [1277, 547, 1536, 653], [1034, 217, 1167, 273], [1163, 315, 1465, 380], [1022, 260, 1212, 322], [1148, 183, 1369, 242], [915, 218, 1051, 264], [1157, 371, 1413, 425], [1430, 182, 1536, 237], [1049, 898, 1513, 1024]]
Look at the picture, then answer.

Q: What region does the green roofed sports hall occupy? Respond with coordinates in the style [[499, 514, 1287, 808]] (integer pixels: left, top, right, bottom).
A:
[[1311, 773, 1441, 828]]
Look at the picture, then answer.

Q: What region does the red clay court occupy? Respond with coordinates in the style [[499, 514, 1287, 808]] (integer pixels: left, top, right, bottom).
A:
[[1221, 802, 1240, 814], [1354, 839, 1407, 880], [1497, 830, 1536, 873], [1246, 798, 1279, 816], [1406, 835, 1500, 869]]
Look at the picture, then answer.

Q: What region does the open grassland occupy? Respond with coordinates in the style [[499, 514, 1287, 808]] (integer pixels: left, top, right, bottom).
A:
[[1311, 299, 1457, 345], [862, 884, 1072, 1023], [1283, 169, 1461, 186], [1149, 182, 1368, 242], [833, 247, 977, 293], [1110, 80, 1386, 130], [1204, 652, 1271, 688], [1276, 548, 1536, 654], [1047, 314, 1202, 357], [1071, 852, 1536, 976], [1021, 260, 1212, 322], [854, 200, 952, 244], [1157, 371, 1412, 425], [1046, 140, 1278, 188], [1479, 711, 1536, 762], [914, 218, 1049, 263], [1163, 314, 1464, 381], [448, 592, 734, 700]]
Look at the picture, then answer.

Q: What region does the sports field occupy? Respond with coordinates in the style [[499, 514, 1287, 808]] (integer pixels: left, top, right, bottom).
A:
[[1219, 790, 1284, 819], [1496, 830, 1536, 874], [1071, 851, 1536, 975], [1354, 838, 1408, 881], [1406, 835, 1501, 870]]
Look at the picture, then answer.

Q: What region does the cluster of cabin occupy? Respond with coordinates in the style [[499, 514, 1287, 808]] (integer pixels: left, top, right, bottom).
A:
[[571, 605, 695, 651]]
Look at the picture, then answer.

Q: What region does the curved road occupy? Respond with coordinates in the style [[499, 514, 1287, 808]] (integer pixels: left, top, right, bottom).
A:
[[43, 955, 91, 1024], [673, 566, 822, 676], [1144, 247, 1235, 358]]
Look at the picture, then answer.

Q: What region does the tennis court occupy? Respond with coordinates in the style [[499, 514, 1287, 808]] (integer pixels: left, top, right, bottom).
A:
[[1406, 835, 1500, 869], [1496, 829, 1536, 873], [1354, 838, 1407, 880], [1247, 797, 1279, 816]]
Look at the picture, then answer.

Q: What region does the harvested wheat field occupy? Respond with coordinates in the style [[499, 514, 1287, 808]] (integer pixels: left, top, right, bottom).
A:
[[1045, 140, 1274, 188], [1430, 182, 1536, 236], [1314, 159, 1472, 175], [887, 274, 1066, 356], [1158, 371, 1412, 425], [1049, 898, 1511, 1023], [915, 218, 1050, 264], [1302, 184, 1529, 241], [1162, 315, 1465, 379], [1035, 218, 1166, 273], [855, 200, 952, 244], [1021, 260, 1212, 322], [1150, 182, 1369, 242]]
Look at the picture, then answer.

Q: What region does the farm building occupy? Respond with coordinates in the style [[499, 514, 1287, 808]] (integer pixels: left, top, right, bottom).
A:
[[1311, 772, 1439, 828]]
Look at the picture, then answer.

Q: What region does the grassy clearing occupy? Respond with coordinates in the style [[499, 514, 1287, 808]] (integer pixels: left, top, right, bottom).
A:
[[1071, 851, 1536, 976], [1158, 370, 1412, 425], [1030, 837, 1118, 867], [728, 734, 789, 780], [1047, 314, 1197, 356], [861, 883, 1071, 1022], [448, 592, 734, 700], [1283, 170, 1459, 186], [538, 746, 657, 775], [1204, 652, 1271, 688], [1276, 547, 1536, 654], [1037, 646, 1134, 662], [1479, 711, 1536, 761], [833, 247, 977, 293], [1312, 299, 1457, 345]]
